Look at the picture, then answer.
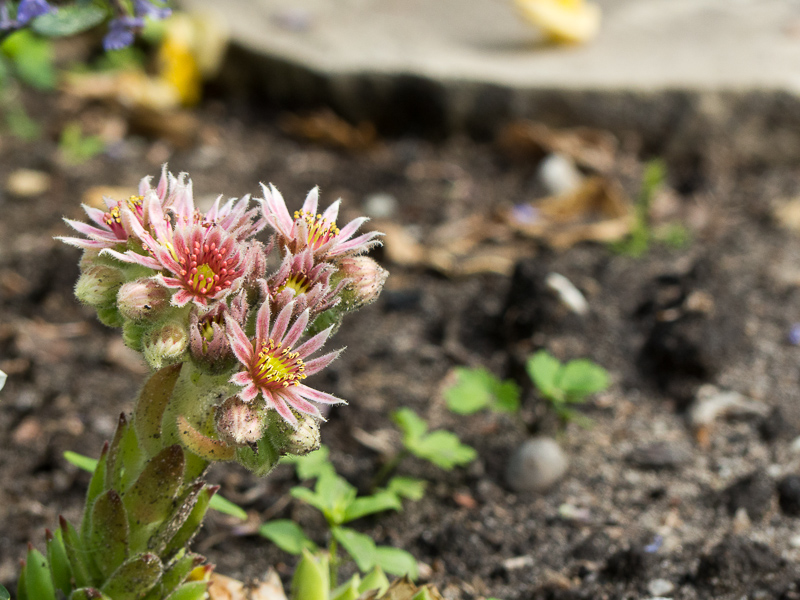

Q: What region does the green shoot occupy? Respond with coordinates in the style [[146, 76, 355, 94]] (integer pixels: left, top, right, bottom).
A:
[[58, 122, 105, 165], [526, 350, 609, 423], [444, 366, 520, 415], [269, 446, 421, 581], [392, 408, 477, 470], [610, 159, 668, 257]]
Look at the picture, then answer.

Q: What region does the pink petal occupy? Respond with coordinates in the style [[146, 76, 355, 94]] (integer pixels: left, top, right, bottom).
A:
[[239, 383, 259, 403], [281, 389, 321, 417], [170, 289, 196, 307], [56, 236, 113, 250], [156, 164, 168, 199], [225, 316, 254, 365], [63, 219, 116, 241], [230, 371, 252, 386], [283, 309, 309, 348], [255, 299, 271, 342], [261, 183, 294, 236], [296, 383, 345, 405], [271, 301, 294, 343], [321, 198, 340, 223], [337, 217, 369, 242], [328, 232, 381, 257], [302, 186, 319, 216], [83, 204, 111, 228], [270, 394, 298, 428], [100, 248, 162, 270], [294, 326, 332, 359], [303, 349, 342, 376]]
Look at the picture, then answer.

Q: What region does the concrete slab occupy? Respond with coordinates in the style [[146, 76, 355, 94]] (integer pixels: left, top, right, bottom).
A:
[[183, 0, 800, 162]]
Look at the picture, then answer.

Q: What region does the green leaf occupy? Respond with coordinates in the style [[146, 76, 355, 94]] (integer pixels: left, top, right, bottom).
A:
[[259, 520, 317, 555], [556, 359, 609, 402], [24, 548, 55, 600], [374, 547, 418, 579], [291, 550, 329, 600], [492, 379, 521, 413], [32, 5, 107, 37], [392, 408, 428, 442], [358, 566, 390, 596], [313, 470, 357, 525], [526, 351, 562, 401], [59, 122, 105, 165], [64, 451, 98, 472], [407, 430, 476, 470], [164, 581, 209, 600], [208, 494, 247, 520], [444, 368, 494, 415], [157, 551, 202, 598], [163, 486, 213, 557], [101, 553, 163, 600], [386, 477, 427, 501], [123, 445, 185, 531], [0, 584, 9, 600], [45, 529, 72, 598], [1, 30, 56, 90], [331, 527, 376, 572], [331, 574, 361, 600], [89, 490, 130, 578], [282, 445, 335, 480], [343, 491, 402, 523]]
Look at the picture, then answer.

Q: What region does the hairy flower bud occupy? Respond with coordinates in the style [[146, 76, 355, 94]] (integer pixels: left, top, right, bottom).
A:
[[215, 396, 265, 446], [117, 278, 170, 321], [335, 256, 388, 310], [75, 265, 124, 308], [142, 320, 188, 369], [283, 414, 321, 456]]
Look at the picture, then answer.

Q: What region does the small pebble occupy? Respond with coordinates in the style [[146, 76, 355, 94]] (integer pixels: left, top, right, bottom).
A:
[[538, 153, 582, 196], [628, 441, 690, 470], [647, 579, 675, 596], [363, 192, 398, 219], [545, 272, 589, 315], [5, 169, 51, 197], [505, 437, 569, 493], [789, 534, 800, 548]]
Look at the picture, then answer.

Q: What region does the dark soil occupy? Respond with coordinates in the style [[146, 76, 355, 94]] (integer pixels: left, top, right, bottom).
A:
[[4, 90, 800, 600]]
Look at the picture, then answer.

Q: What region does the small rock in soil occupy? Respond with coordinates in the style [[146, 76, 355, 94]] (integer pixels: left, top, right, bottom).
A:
[[627, 441, 691, 470], [363, 192, 398, 219], [571, 531, 612, 561], [538, 153, 583, 196], [602, 546, 651, 581], [724, 470, 774, 521], [777, 475, 800, 516], [505, 436, 568, 493], [647, 578, 675, 596]]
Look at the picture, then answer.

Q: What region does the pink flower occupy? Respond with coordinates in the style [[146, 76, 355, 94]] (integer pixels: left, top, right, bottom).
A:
[[269, 249, 345, 317], [226, 300, 343, 427], [260, 184, 381, 259], [58, 194, 146, 250]]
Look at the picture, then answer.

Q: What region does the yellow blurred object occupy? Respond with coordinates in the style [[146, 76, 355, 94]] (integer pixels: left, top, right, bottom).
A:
[[515, 0, 601, 44]]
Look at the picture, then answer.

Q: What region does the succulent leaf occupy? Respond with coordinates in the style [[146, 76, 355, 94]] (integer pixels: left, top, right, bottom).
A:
[[134, 364, 182, 456], [162, 486, 215, 557], [163, 580, 209, 600], [177, 415, 236, 462], [61, 516, 95, 588], [69, 588, 111, 600], [100, 553, 163, 600], [291, 550, 329, 600], [24, 547, 56, 600], [156, 551, 204, 597], [90, 490, 130, 578], [45, 528, 74, 597], [122, 445, 185, 535], [80, 442, 109, 547]]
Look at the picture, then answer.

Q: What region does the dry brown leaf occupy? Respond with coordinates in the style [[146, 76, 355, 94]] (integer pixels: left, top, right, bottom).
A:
[[208, 570, 287, 600], [504, 176, 633, 249], [279, 109, 376, 151], [497, 120, 617, 172]]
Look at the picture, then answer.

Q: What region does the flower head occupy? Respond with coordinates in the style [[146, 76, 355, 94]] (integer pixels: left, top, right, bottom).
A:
[[16, 0, 54, 25], [269, 249, 345, 317], [104, 16, 145, 51], [260, 185, 381, 260], [133, 0, 172, 20], [58, 194, 146, 250], [226, 300, 343, 427]]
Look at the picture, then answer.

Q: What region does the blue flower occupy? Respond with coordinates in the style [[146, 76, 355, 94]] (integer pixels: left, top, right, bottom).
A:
[[15, 0, 53, 25], [133, 0, 171, 20], [103, 16, 145, 51]]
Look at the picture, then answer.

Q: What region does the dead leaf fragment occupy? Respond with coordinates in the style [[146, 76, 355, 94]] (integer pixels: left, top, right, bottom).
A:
[[279, 109, 376, 151], [208, 570, 287, 600], [497, 120, 617, 172], [5, 169, 51, 197], [504, 177, 632, 249]]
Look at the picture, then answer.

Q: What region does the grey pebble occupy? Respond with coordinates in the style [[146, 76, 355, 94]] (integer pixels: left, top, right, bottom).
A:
[[363, 192, 398, 219], [647, 578, 675, 596], [628, 441, 690, 470], [505, 436, 568, 493]]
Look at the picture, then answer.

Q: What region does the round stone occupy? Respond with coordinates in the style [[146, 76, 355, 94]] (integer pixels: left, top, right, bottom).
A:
[[505, 436, 569, 493]]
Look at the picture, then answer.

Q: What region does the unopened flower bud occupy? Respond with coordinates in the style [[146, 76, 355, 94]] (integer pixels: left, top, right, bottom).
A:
[[117, 278, 170, 321], [188, 308, 235, 372], [75, 265, 124, 308], [142, 320, 188, 369], [215, 396, 265, 446], [283, 414, 321, 456], [335, 256, 388, 310]]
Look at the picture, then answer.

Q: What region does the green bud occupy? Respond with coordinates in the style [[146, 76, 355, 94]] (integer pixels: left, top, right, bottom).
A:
[[117, 279, 170, 321], [75, 265, 124, 309], [282, 414, 321, 457], [143, 321, 188, 370], [291, 550, 329, 600]]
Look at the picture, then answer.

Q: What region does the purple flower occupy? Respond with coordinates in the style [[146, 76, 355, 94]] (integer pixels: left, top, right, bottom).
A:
[[15, 0, 53, 25], [789, 323, 800, 346], [103, 16, 144, 51], [133, 0, 171, 20], [0, 3, 15, 30]]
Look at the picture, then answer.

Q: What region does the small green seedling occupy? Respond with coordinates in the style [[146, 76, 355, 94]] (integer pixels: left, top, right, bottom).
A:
[[392, 408, 476, 470], [269, 447, 421, 582], [58, 122, 105, 165], [443, 367, 520, 415], [526, 350, 609, 424]]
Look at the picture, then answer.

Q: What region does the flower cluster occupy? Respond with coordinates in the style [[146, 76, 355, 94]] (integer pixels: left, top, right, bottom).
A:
[[60, 167, 386, 467]]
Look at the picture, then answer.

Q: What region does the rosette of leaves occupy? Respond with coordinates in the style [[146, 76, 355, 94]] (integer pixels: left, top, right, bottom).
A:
[[17, 366, 214, 600]]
